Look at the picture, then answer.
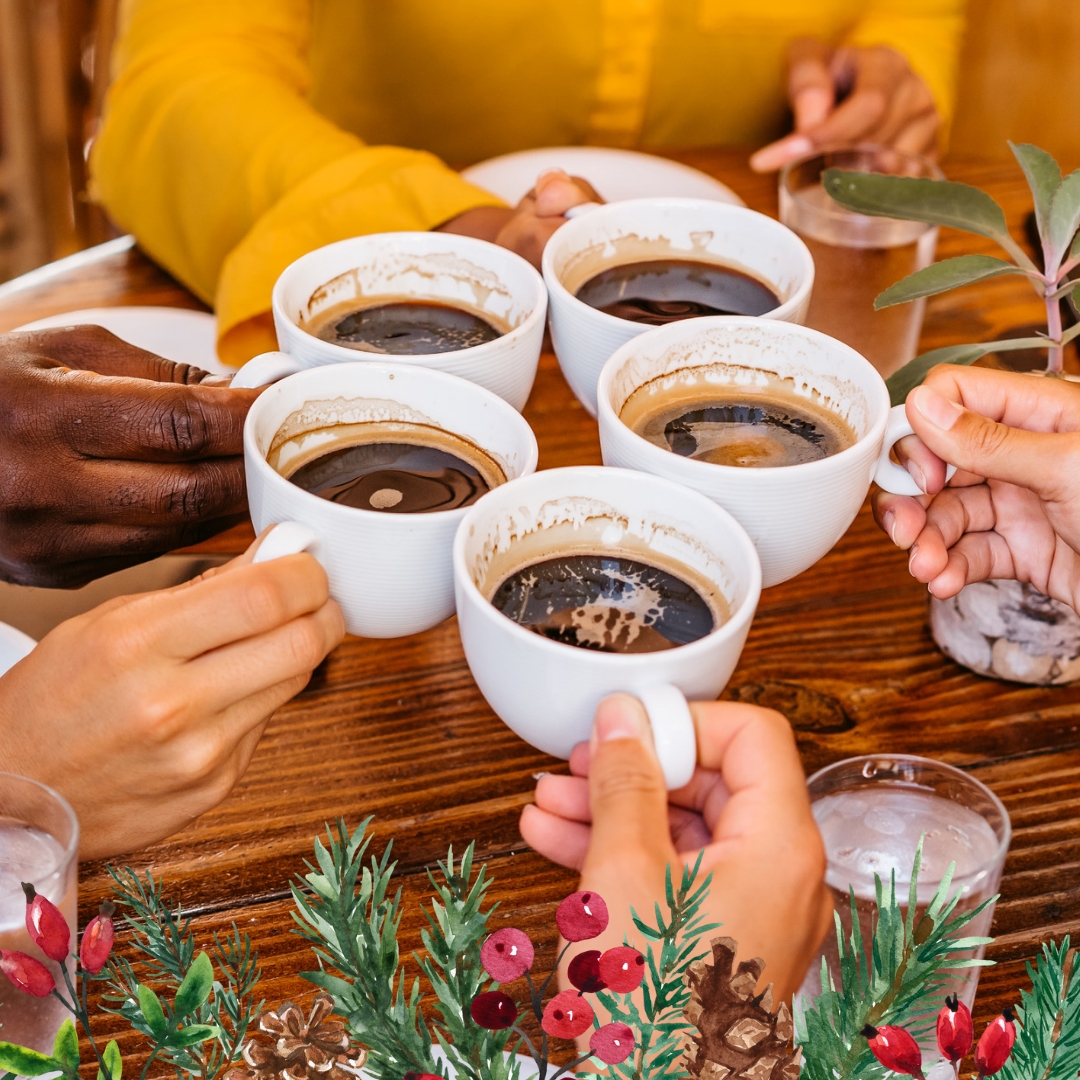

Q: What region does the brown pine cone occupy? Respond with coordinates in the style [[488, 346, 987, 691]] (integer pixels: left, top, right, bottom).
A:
[[683, 937, 801, 1080], [226, 992, 367, 1080]]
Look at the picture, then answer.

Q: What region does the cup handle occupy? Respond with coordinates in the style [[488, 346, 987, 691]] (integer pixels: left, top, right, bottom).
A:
[[873, 403, 958, 496], [635, 683, 697, 791], [252, 521, 320, 564], [231, 351, 302, 389]]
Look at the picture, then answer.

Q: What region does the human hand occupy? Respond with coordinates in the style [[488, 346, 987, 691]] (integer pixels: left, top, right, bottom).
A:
[[0, 325, 260, 587], [750, 40, 939, 172], [873, 366, 1080, 609], [436, 169, 601, 268], [520, 694, 831, 1005], [0, 528, 345, 858]]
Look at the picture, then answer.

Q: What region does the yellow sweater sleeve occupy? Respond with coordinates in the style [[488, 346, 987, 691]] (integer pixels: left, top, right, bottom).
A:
[[844, 0, 967, 135], [90, 0, 505, 364]]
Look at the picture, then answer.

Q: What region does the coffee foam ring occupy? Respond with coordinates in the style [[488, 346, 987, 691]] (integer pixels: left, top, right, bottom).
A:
[[636, 683, 697, 790]]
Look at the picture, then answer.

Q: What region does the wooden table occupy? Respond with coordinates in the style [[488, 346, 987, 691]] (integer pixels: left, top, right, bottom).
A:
[[1, 150, 1076, 1062]]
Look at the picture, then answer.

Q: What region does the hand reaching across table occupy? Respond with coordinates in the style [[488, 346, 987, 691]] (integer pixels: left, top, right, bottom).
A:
[[0, 325, 260, 588], [0, 529, 345, 858], [520, 694, 832, 1005], [750, 40, 940, 173], [874, 365, 1080, 612], [437, 168, 601, 269]]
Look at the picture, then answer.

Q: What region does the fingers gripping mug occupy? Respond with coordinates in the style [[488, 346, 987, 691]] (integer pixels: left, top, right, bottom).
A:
[[451, 466, 763, 789]]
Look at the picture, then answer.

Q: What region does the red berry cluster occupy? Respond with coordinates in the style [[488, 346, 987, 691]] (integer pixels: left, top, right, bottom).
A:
[[467, 891, 644, 1072], [862, 995, 1017, 1080], [0, 884, 115, 999]]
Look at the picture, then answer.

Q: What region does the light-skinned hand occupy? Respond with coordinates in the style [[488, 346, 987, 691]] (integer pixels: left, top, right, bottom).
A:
[[0, 528, 345, 858], [520, 694, 831, 1008], [751, 40, 939, 173], [437, 168, 601, 268], [0, 325, 260, 587], [873, 365, 1080, 610]]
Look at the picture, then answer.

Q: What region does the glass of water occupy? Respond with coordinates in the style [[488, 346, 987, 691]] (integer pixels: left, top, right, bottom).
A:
[[779, 146, 944, 378], [800, 755, 1010, 1025], [0, 773, 79, 1053]]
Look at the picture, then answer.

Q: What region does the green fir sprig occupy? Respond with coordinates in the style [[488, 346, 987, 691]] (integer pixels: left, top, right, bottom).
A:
[[796, 840, 995, 1080], [593, 855, 719, 1080]]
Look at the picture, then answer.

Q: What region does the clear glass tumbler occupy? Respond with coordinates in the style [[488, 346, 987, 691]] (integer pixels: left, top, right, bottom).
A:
[[0, 773, 79, 1053], [799, 755, 1010, 1038], [779, 146, 944, 378]]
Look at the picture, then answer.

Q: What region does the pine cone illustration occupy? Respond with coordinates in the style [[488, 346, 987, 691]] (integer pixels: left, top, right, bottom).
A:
[[227, 992, 367, 1080], [683, 936, 801, 1080]]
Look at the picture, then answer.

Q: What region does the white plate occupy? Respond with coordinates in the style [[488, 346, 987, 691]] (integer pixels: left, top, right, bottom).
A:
[[0, 620, 35, 677], [16, 307, 232, 376], [461, 146, 744, 208]]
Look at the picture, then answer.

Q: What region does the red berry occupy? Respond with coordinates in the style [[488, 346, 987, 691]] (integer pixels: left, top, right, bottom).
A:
[[598, 946, 646, 992], [567, 950, 606, 993], [975, 1008, 1017, 1077], [555, 892, 609, 942], [937, 994, 974, 1063], [862, 1024, 925, 1080], [0, 950, 56, 997], [22, 883, 70, 963], [80, 902, 116, 974], [402, 1074, 444, 1080], [542, 989, 594, 1040], [480, 928, 534, 983], [470, 990, 518, 1030], [590, 1022, 635, 1064]]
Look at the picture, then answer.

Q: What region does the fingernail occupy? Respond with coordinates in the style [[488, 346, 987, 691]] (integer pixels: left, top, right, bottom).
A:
[[882, 510, 897, 544], [911, 385, 963, 431], [592, 695, 647, 746], [532, 771, 551, 780], [535, 167, 569, 187], [907, 461, 927, 495], [908, 544, 919, 572], [781, 134, 814, 158]]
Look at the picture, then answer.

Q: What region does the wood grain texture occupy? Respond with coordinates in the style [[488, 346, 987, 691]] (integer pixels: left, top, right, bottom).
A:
[[0, 150, 1074, 1063]]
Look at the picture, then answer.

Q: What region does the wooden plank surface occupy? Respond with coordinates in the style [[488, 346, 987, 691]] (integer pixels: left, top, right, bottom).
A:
[[0, 149, 1075, 1058]]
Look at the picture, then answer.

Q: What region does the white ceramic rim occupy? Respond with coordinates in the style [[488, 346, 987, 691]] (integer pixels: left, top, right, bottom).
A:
[[541, 197, 815, 331], [596, 316, 892, 481], [271, 232, 547, 366], [452, 464, 762, 666], [0, 771, 80, 882], [244, 361, 539, 532]]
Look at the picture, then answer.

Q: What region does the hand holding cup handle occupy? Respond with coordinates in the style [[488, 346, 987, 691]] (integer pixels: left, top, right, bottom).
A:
[[633, 683, 697, 790], [231, 352, 303, 390], [873, 403, 958, 496], [252, 521, 321, 564]]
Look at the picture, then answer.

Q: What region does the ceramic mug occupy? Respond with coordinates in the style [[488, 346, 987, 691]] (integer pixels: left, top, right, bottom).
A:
[[232, 233, 548, 411], [245, 361, 538, 638], [541, 198, 815, 417], [596, 316, 925, 588], [452, 466, 762, 788]]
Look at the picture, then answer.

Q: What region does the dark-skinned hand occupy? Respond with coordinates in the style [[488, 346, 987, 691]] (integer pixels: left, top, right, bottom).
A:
[[0, 325, 259, 587]]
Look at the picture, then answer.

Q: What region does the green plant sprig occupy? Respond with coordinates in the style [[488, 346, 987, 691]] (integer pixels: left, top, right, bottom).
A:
[[823, 142, 1080, 404]]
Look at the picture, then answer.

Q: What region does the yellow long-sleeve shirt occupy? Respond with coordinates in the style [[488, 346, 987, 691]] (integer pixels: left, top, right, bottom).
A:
[[91, 0, 965, 364]]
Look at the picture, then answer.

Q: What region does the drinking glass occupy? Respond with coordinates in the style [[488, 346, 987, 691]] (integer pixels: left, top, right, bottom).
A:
[[0, 773, 79, 1053], [779, 146, 944, 378], [800, 755, 1010, 1036]]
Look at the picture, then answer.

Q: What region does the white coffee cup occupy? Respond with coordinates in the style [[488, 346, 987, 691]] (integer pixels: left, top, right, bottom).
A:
[[232, 233, 548, 411], [596, 317, 921, 588], [245, 362, 538, 637], [452, 466, 762, 788], [542, 198, 815, 417]]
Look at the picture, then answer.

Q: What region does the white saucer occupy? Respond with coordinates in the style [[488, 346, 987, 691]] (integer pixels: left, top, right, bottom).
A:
[[0, 620, 35, 676], [16, 307, 232, 376], [461, 146, 744, 208]]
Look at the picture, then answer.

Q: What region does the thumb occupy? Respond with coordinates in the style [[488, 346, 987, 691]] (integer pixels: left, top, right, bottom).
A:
[[585, 695, 673, 870], [908, 384, 1056, 492], [533, 169, 595, 217]]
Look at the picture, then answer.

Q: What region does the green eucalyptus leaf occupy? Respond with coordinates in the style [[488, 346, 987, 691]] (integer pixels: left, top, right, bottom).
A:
[[1011, 142, 1062, 244], [95, 1040, 122, 1080], [886, 338, 1049, 406], [167, 1024, 219, 1048], [174, 951, 214, 1018], [137, 983, 168, 1037], [875, 254, 1025, 309], [0, 1044, 60, 1077], [51, 1019, 79, 1073], [1049, 170, 1080, 273]]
